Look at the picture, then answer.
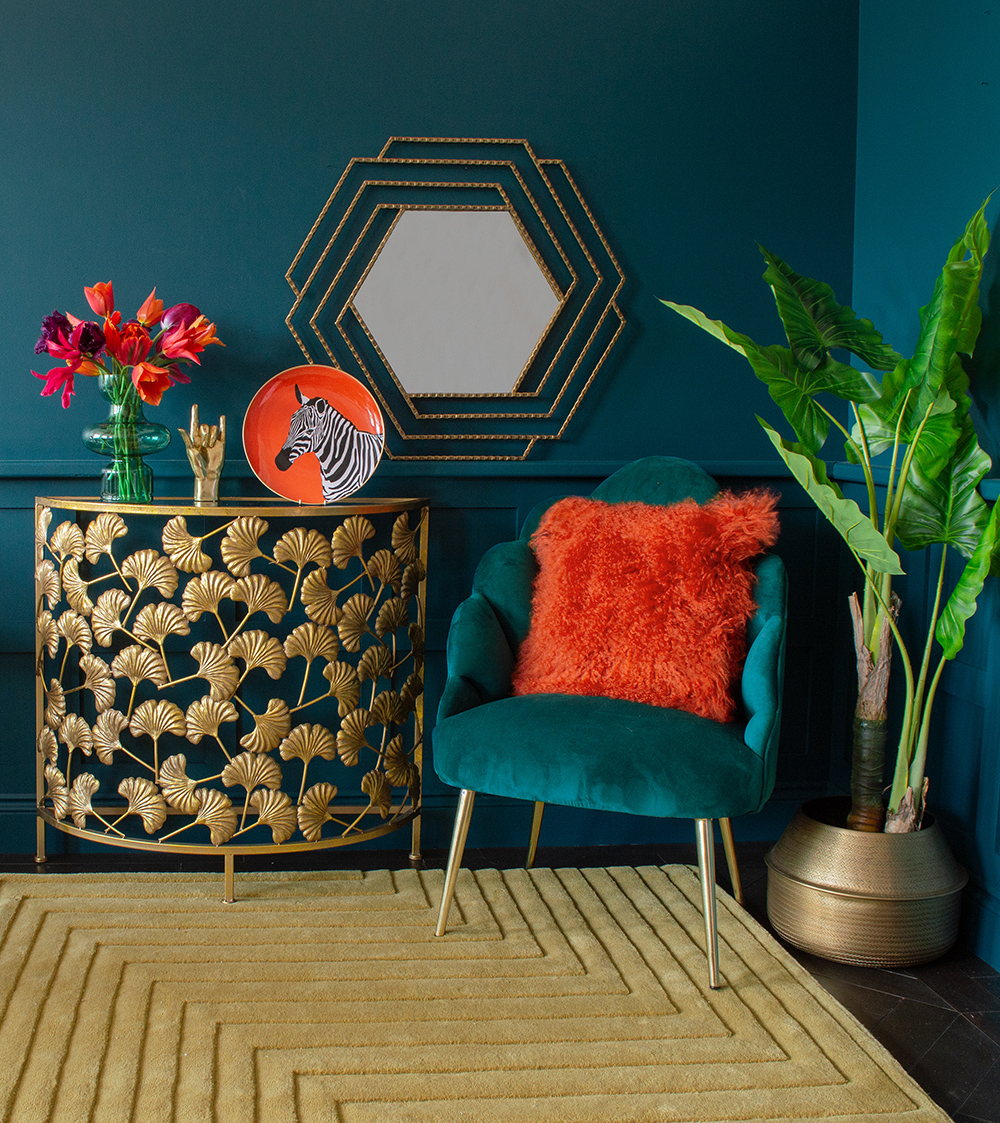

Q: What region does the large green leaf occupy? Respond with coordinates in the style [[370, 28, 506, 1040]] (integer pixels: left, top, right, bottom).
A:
[[936, 499, 1000, 659], [760, 249, 903, 372], [662, 299, 879, 455], [759, 419, 904, 575], [895, 421, 991, 556], [852, 384, 961, 479]]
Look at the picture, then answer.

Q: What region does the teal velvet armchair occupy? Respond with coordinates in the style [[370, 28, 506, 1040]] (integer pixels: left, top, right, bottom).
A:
[[431, 457, 787, 988]]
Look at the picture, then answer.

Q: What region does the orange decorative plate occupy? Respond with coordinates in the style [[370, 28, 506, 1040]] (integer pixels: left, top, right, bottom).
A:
[[243, 366, 385, 504]]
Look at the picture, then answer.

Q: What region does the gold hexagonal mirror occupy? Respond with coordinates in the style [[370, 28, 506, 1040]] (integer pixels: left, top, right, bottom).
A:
[[287, 138, 625, 460]]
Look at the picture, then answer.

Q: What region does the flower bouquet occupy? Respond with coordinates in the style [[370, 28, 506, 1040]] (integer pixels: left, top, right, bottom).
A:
[[32, 282, 223, 502]]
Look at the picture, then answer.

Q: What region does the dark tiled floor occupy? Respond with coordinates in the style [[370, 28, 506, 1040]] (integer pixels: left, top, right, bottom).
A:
[[4, 839, 999, 1121]]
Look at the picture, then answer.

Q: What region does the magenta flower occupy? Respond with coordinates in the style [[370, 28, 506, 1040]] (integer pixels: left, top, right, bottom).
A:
[[161, 303, 200, 331], [34, 311, 73, 355]]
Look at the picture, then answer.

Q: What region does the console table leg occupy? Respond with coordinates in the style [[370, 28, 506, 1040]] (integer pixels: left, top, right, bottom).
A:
[[224, 853, 235, 903], [35, 816, 47, 864], [409, 813, 422, 866]]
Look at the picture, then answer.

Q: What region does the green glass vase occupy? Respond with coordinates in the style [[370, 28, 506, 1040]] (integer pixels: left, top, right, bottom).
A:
[[82, 373, 171, 503]]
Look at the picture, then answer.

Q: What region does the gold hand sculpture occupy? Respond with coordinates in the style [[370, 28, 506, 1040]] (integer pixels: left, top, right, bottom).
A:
[[180, 404, 226, 505]]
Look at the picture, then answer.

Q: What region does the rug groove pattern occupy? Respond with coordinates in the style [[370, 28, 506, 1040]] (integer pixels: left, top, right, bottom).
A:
[[0, 865, 950, 1122]]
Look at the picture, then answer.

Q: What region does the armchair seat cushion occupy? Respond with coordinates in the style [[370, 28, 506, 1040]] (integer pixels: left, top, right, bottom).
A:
[[433, 692, 769, 821]]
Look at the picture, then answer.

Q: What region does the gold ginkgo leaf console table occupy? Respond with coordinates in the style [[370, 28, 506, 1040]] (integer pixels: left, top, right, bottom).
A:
[[34, 496, 428, 901]]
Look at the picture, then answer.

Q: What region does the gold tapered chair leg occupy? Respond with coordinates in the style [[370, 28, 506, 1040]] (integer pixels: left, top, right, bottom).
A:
[[435, 789, 476, 937], [718, 817, 743, 906], [526, 801, 545, 869], [695, 818, 721, 989]]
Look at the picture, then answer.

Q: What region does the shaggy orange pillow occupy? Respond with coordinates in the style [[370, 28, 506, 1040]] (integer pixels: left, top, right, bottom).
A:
[[512, 491, 779, 721]]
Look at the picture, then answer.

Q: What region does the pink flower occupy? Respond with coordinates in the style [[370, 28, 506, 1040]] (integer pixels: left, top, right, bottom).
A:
[[159, 315, 224, 363], [33, 364, 77, 408]]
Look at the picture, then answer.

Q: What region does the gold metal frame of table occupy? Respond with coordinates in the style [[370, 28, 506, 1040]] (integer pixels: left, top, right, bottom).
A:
[[34, 495, 427, 901]]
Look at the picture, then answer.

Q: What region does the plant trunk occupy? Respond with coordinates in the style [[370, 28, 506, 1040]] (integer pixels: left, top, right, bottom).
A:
[[846, 591, 898, 832]]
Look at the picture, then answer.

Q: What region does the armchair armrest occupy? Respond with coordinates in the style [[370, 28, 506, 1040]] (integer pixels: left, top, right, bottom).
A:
[[437, 539, 538, 722], [437, 592, 518, 721], [740, 552, 788, 765]]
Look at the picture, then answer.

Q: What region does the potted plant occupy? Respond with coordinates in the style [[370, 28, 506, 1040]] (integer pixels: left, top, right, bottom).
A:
[[662, 198, 999, 965]]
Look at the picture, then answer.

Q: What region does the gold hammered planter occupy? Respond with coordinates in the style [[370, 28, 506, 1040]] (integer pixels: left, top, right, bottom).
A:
[[765, 796, 968, 968]]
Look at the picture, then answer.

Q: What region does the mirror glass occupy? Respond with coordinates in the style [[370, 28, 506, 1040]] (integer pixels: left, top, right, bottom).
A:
[[353, 209, 561, 395]]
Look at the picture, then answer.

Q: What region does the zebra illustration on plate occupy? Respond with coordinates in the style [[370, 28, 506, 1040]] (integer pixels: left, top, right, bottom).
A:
[[274, 384, 384, 503]]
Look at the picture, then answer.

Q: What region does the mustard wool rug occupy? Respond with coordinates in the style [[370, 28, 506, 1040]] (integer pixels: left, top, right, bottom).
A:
[[0, 865, 949, 1123]]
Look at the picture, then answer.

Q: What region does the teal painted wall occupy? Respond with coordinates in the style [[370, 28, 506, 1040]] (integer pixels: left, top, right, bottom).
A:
[[854, 1, 1000, 967], [2, 5, 859, 869]]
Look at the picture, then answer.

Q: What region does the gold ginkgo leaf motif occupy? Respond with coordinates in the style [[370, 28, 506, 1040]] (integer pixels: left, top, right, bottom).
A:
[[37, 610, 59, 658], [297, 782, 338, 841], [191, 787, 238, 845], [401, 559, 426, 603], [162, 516, 212, 573], [182, 569, 236, 621], [185, 696, 238, 743], [332, 515, 375, 569], [85, 511, 127, 563], [370, 690, 405, 728], [338, 593, 374, 652], [368, 548, 402, 595], [409, 622, 425, 669], [400, 673, 424, 716], [336, 708, 372, 767], [36, 506, 52, 558], [221, 751, 283, 794], [300, 568, 342, 627], [362, 769, 393, 819], [122, 548, 179, 598], [50, 521, 85, 563], [44, 762, 69, 820], [44, 679, 66, 729], [158, 753, 201, 812], [59, 713, 93, 756], [231, 574, 288, 623], [356, 641, 395, 682], [68, 773, 101, 828], [323, 660, 360, 718], [278, 723, 337, 764], [383, 736, 411, 787], [36, 560, 60, 611], [92, 709, 128, 764], [80, 653, 116, 713], [375, 596, 409, 639], [135, 601, 191, 645], [284, 621, 339, 665], [130, 699, 186, 742], [249, 788, 297, 844], [221, 516, 269, 577], [111, 644, 169, 687], [62, 560, 94, 616], [57, 609, 93, 655], [118, 776, 168, 834], [38, 725, 58, 763], [391, 511, 419, 565], [92, 588, 132, 646], [239, 698, 292, 754], [229, 630, 287, 680], [274, 526, 332, 570], [187, 641, 240, 700]]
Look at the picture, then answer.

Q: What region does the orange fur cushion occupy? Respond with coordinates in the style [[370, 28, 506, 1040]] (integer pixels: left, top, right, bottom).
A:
[[511, 491, 780, 721]]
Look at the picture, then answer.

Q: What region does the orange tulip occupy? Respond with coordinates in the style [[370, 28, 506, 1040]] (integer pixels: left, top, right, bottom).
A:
[[84, 281, 114, 318], [131, 362, 172, 406], [137, 288, 164, 327]]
